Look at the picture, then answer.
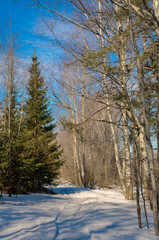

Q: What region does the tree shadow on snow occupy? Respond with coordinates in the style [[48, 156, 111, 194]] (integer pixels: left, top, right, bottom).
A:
[[53, 187, 91, 195]]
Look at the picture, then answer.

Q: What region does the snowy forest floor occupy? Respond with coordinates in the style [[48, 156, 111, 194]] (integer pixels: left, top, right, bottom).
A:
[[0, 184, 159, 240]]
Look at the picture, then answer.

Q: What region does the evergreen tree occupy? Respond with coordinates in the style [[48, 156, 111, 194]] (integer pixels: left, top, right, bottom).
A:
[[0, 27, 25, 196], [22, 56, 63, 192], [0, 75, 21, 195]]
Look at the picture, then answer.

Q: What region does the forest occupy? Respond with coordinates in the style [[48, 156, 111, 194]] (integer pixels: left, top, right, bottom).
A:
[[0, 0, 159, 237]]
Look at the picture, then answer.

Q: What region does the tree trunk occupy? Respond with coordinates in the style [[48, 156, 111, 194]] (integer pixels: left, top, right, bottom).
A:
[[129, 2, 159, 234], [116, 5, 133, 199]]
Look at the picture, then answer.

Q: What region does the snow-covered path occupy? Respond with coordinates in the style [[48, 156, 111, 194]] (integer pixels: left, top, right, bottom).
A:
[[0, 186, 159, 240]]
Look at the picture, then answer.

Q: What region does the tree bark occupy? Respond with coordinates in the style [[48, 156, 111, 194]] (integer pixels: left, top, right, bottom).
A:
[[128, 1, 159, 235]]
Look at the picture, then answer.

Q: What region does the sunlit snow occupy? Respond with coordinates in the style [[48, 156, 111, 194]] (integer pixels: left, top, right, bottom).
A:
[[0, 185, 159, 240]]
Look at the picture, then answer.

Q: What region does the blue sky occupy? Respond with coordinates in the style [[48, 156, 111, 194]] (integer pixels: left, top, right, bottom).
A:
[[0, 0, 38, 55], [0, 0, 68, 104], [0, 0, 67, 63]]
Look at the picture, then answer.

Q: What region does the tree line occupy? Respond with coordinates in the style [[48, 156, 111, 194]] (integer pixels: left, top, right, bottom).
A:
[[22, 0, 159, 236], [0, 41, 63, 196]]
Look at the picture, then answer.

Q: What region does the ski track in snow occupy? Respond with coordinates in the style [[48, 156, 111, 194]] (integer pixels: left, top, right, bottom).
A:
[[0, 186, 159, 240]]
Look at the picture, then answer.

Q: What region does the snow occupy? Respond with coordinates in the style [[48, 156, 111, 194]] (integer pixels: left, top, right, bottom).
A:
[[0, 185, 159, 240]]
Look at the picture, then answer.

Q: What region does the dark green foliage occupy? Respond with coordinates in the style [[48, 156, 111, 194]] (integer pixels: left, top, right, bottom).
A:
[[21, 56, 63, 192], [0, 56, 63, 195], [0, 82, 22, 195]]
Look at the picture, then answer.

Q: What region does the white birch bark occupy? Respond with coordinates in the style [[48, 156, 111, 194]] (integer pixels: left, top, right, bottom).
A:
[[128, 1, 159, 235], [70, 75, 82, 186], [153, 0, 159, 37], [97, 0, 128, 196], [116, 4, 133, 199], [81, 71, 86, 187]]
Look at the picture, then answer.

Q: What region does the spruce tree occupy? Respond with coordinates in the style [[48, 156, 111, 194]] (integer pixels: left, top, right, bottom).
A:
[[22, 56, 63, 192]]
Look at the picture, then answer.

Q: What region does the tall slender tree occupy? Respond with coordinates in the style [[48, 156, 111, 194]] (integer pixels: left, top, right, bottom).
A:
[[22, 55, 63, 192], [0, 26, 20, 196]]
